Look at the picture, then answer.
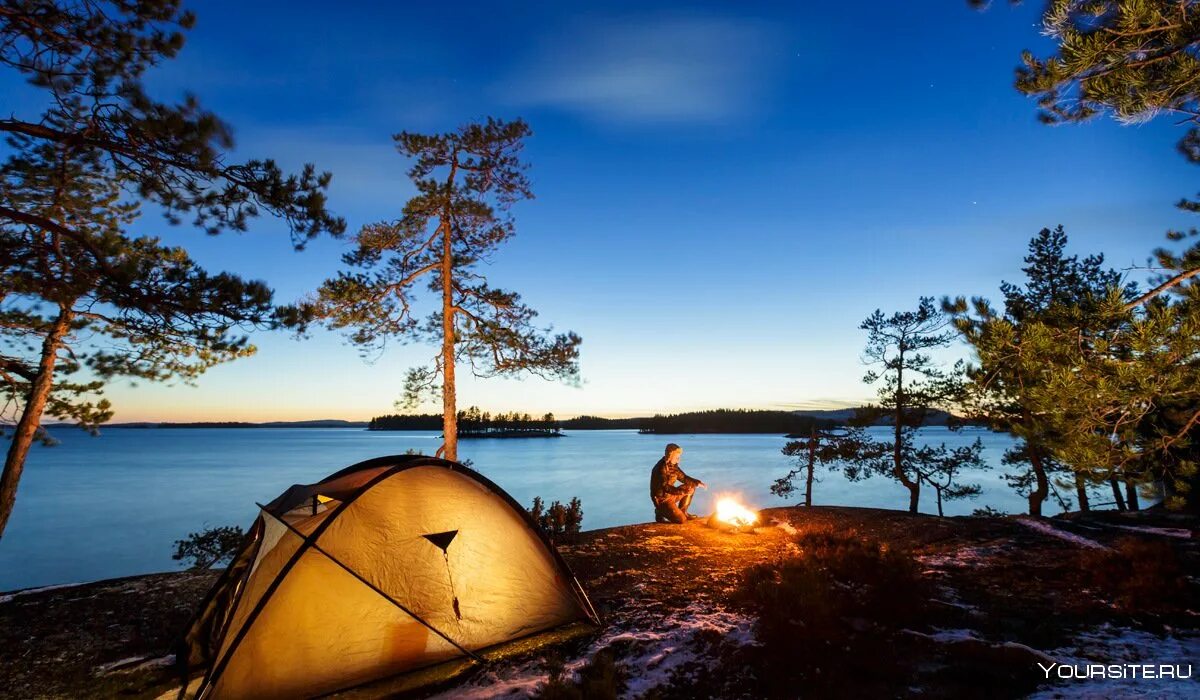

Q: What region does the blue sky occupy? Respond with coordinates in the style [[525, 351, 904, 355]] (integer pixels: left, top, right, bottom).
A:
[[13, 1, 1193, 420]]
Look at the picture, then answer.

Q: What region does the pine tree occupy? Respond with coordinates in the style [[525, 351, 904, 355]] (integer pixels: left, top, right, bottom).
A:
[[775, 427, 857, 507], [0, 2, 343, 540], [945, 226, 1128, 515], [983, 0, 1200, 295], [1022, 281, 1200, 510], [974, 1, 1200, 510], [915, 440, 987, 517], [307, 119, 580, 461], [837, 298, 983, 514]]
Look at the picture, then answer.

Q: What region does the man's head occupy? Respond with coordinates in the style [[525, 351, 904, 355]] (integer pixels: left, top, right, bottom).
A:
[[664, 443, 682, 463]]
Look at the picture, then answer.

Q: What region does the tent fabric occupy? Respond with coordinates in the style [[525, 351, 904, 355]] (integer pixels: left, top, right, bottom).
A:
[[180, 455, 598, 700]]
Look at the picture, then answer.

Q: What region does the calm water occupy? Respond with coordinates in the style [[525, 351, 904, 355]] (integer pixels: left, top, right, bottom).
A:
[[0, 426, 1039, 591]]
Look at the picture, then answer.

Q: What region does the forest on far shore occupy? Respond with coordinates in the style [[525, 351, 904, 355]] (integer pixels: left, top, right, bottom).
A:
[[368, 408, 880, 434]]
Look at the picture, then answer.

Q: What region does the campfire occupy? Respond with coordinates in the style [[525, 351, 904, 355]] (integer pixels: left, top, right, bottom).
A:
[[707, 496, 759, 532]]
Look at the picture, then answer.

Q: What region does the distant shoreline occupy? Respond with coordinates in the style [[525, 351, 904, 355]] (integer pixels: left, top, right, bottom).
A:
[[45, 420, 369, 429], [41, 407, 975, 432], [458, 430, 564, 439]]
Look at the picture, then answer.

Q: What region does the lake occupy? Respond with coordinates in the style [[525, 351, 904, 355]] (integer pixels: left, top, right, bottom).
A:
[[0, 426, 1050, 591]]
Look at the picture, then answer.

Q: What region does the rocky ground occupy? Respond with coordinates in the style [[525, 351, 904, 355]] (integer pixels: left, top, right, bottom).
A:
[[2, 506, 1198, 699]]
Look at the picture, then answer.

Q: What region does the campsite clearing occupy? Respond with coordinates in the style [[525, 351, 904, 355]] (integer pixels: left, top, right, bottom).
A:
[[1, 506, 1197, 698]]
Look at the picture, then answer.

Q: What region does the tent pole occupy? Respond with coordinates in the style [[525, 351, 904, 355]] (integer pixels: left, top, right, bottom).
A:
[[193, 466, 407, 699], [572, 577, 600, 624]]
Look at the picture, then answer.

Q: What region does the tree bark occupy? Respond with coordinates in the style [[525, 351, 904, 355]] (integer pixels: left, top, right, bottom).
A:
[[1027, 446, 1049, 517], [436, 155, 462, 463], [0, 305, 72, 541], [1124, 478, 1140, 512], [936, 486, 944, 517], [805, 427, 815, 507], [894, 357, 920, 513], [1110, 478, 1127, 512], [1075, 473, 1090, 512], [440, 216, 457, 463]]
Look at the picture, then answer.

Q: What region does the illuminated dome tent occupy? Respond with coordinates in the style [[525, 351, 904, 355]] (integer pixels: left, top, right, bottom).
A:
[[179, 455, 598, 699]]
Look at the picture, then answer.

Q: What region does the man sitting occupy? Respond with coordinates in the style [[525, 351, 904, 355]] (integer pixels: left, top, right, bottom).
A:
[[650, 443, 707, 523]]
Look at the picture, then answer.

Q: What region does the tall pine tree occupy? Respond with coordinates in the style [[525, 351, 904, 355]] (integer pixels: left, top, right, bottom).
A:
[[308, 119, 580, 461], [945, 226, 1130, 515], [834, 298, 985, 514], [974, 1, 1200, 510]]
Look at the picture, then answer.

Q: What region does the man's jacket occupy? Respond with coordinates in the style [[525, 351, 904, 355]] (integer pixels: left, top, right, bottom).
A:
[[650, 458, 700, 503]]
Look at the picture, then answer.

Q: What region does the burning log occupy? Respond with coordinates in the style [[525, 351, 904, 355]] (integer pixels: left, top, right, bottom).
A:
[[707, 497, 759, 533]]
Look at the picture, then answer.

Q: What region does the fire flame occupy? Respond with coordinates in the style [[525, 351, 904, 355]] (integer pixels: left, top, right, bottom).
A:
[[714, 497, 758, 527]]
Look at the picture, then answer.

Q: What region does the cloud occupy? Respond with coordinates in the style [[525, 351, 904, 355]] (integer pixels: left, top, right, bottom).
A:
[[498, 14, 784, 125]]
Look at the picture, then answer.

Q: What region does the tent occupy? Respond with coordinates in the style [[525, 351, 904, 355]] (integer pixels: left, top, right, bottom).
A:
[[178, 455, 599, 699]]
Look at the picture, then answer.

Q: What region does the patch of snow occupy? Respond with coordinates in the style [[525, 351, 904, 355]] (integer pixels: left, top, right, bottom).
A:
[[1029, 624, 1200, 699], [917, 544, 1006, 571], [1016, 518, 1109, 550], [905, 627, 982, 643], [429, 603, 758, 700], [1108, 524, 1193, 540], [929, 628, 982, 643], [930, 589, 980, 613], [0, 581, 84, 604], [999, 640, 1059, 666], [906, 629, 1060, 665]]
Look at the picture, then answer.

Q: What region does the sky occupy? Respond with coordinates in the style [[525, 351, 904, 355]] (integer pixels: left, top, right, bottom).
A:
[[8, 1, 1194, 421]]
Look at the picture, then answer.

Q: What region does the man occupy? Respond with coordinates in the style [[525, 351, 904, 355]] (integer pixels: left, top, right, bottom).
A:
[[650, 443, 707, 523]]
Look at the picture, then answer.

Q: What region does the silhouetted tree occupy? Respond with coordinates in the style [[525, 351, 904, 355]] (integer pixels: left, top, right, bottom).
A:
[[0, 1, 343, 540], [307, 119, 580, 461], [173, 525, 245, 570], [528, 496, 583, 543], [842, 298, 979, 514], [638, 409, 836, 434], [915, 440, 987, 517], [775, 427, 856, 506]]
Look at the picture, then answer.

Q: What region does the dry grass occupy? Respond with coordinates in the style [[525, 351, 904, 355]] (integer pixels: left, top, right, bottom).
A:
[[1078, 536, 1192, 613], [533, 649, 624, 700], [733, 527, 931, 697]]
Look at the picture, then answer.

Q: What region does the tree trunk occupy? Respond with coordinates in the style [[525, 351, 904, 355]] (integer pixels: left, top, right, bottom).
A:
[[1110, 478, 1127, 512], [1124, 478, 1140, 512], [1075, 473, 1090, 512], [1027, 447, 1049, 517], [936, 487, 944, 517], [440, 217, 458, 463], [0, 306, 72, 541], [894, 359, 919, 513], [804, 427, 815, 507]]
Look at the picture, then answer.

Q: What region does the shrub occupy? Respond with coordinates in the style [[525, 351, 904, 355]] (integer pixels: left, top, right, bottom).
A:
[[529, 497, 583, 544], [172, 525, 244, 570], [1078, 537, 1192, 613], [734, 528, 929, 695], [971, 506, 1008, 517], [534, 650, 624, 700]]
